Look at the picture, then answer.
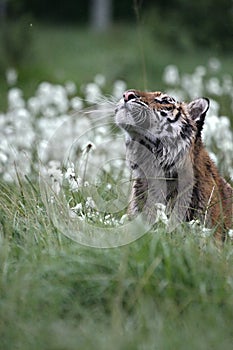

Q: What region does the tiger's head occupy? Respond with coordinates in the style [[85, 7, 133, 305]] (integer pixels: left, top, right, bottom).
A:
[[115, 89, 209, 141], [115, 90, 209, 168]]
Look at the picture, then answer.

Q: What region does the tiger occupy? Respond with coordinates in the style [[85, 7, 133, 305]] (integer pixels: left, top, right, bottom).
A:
[[115, 89, 233, 242]]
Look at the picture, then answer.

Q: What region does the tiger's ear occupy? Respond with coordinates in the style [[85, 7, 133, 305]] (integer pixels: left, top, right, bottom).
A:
[[187, 98, 209, 136]]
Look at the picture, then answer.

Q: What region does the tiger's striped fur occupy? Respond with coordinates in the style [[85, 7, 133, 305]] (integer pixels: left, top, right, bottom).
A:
[[115, 89, 233, 241]]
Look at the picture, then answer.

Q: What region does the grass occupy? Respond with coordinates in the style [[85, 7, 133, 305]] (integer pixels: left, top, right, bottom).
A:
[[0, 178, 233, 349]]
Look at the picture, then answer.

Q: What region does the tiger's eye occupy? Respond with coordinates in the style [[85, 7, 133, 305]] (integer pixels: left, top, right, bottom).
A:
[[155, 98, 169, 105]]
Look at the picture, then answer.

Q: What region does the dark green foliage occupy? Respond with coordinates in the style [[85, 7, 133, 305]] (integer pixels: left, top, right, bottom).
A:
[[6, 0, 233, 51], [144, 0, 233, 51]]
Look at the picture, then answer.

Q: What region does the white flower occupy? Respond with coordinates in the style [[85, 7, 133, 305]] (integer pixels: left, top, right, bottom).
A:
[[46, 161, 63, 195], [51, 180, 61, 195], [68, 177, 80, 192], [201, 227, 212, 238], [189, 220, 201, 228], [85, 83, 102, 104], [208, 57, 221, 72], [3, 172, 14, 182], [65, 81, 77, 95], [37, 82, 52, 98], [71, 203, 83, 212], [208, 152, 218, 165], [94, 74, 106, 87], [194, 65, 206, 77], [14, 107, 31, 125], [64, 163, 82, 192], [47, 161, 63, 182], [206, 77, 222, 96], [64, 164, 76, 179], [6, 68, 18, 86], [27, 96, 41, 115], [154, 203, 168, 224], [208, 99, 220, 116], [52, 85, 69, 114], [112, 80, 127, 99], [203, 114, 219, 140], [228, 230, 233, 239], [0, 152, 8, 164], [36, 82, 69, 115], [86, 197, 96, 209], [37, 117, 65, 140], [163, 65, 180, 86], [222, 74, 233, 95], [8, 88, 25, 109], [0, 114, 5, 128], [70, 96, 83, 110], [42, 106, 57, 118], [0, 139, 9, 155]]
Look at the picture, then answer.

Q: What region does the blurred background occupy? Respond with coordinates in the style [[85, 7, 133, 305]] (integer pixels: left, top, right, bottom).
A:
[[0, 0, 232, 107]]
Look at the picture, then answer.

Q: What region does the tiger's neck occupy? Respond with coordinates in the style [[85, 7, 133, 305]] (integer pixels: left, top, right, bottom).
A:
[[126, 133, 193, 177]]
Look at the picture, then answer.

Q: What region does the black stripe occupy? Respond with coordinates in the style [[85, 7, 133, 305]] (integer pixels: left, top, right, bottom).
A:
[[144, 136, 161, 149], [130, 162, 138, 170], [180, 122, 193, 140], [167, 109, 181, 123], [130, 136, 162, 155], [139, 138, 154, 153], [130, 136, 165, 167]]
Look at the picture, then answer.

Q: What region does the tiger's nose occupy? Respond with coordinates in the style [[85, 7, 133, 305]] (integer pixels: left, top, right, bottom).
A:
[[123, 90, 137, 102]]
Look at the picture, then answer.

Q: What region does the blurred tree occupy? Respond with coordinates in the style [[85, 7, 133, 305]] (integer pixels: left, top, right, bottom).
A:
[[90, 0, 113, 31]]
